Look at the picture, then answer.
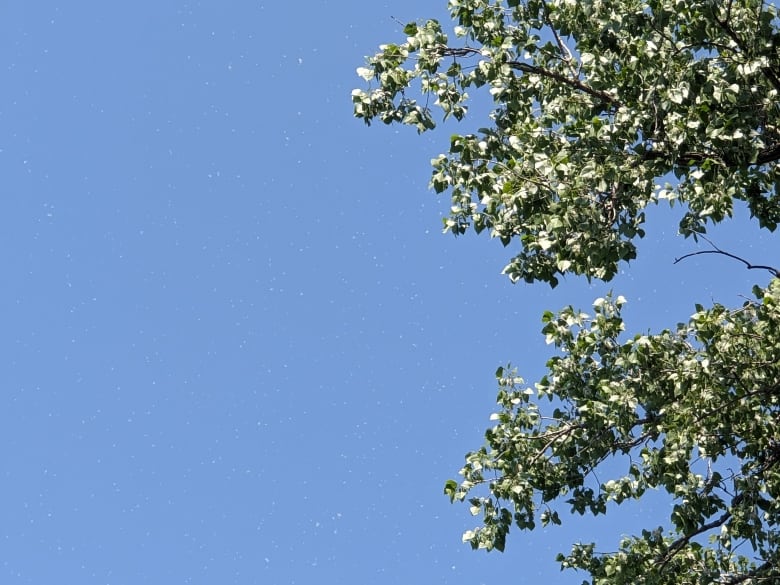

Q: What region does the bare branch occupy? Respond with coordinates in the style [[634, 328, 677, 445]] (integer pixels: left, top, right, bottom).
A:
[[539, 0, 578, 78], [674, 236, 780, 277]]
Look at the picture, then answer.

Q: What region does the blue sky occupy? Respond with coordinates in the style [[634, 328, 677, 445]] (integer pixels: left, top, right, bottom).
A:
[[0, 2, 775, 584]]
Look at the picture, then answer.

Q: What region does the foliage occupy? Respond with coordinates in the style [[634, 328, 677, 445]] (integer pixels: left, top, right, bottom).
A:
[[354, 0, 780, 582], [448, 285, 780, 583], [352, 0, 780, 286]]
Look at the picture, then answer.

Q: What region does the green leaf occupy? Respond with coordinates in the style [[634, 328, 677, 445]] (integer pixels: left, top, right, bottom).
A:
[[444, 479, 458, 503]]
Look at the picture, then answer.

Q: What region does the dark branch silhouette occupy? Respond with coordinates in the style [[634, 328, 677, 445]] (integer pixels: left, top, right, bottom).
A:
[[674, 235, 780, 277]]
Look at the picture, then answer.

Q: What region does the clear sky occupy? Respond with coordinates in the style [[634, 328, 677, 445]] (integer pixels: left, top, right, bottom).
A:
[[1, 2, 775, 584]]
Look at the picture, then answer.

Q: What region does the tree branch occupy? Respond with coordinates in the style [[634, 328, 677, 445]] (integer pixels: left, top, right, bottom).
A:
[[432, 46, 622, 106], [755, 143, 780, 165], [712, 0, 745, 53], [644, 144, 780, 167], [722, 559, 777, 585], [658, 509, 732, 570], [539, 0, 579, 78], [506, 60, 622, 106], [674, 236, 780, 277]]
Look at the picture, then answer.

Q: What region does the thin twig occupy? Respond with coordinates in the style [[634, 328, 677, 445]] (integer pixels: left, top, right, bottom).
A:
[[539, 0, 578, 78], [674, 235, 780, 277]]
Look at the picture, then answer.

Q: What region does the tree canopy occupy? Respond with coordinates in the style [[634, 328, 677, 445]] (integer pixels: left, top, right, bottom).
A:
[[354, 0, 780, 583], [353, 0, 780, 286]]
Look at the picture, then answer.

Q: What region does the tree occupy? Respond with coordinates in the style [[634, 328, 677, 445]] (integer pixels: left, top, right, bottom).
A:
[[353, 0, 780, 583]]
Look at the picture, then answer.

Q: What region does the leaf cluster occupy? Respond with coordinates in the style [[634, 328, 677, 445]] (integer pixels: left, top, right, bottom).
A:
[[353, 0, 780, 286], [449, 282, 780, 582]]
